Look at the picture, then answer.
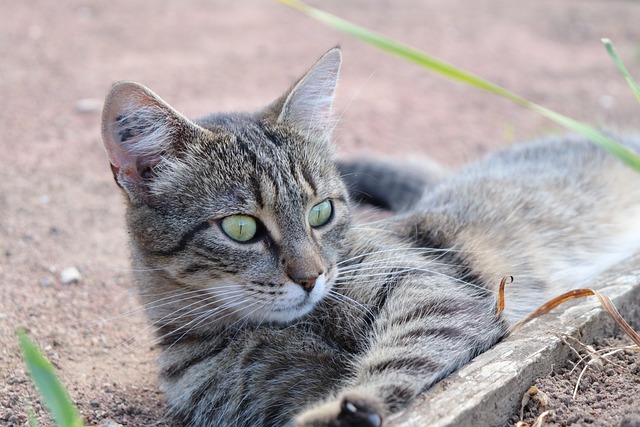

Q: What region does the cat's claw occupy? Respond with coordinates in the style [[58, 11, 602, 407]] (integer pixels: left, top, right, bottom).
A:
[[338, 398, 382, 427], [294, 395, 383, 427]]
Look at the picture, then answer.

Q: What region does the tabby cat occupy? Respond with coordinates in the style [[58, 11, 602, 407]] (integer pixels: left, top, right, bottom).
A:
[[101, 48, 640, 426]]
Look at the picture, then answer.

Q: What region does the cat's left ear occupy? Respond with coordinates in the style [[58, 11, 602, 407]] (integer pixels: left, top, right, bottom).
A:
[[274, 47, 342, 140]]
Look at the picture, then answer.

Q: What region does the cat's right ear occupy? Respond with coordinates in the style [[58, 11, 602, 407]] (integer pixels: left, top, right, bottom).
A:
[[101, 82, 194, 199]]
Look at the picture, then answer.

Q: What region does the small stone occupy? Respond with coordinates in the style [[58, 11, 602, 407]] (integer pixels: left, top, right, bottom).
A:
[[620, 413, 640, 427], [60, 266, 81, 284], [598, 94, 615, 109], [75, 98, 103, 114], [97, 419, 124, 427], [28, 25, 42, 40], [567, 415, 581, 424], [39, 278, 52, 287]]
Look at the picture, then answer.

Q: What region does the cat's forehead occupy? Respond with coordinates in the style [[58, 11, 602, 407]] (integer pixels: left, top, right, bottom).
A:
[[198, 114, 296, 157], [173, 112, 341, 212], [193, 113, 331, 176]]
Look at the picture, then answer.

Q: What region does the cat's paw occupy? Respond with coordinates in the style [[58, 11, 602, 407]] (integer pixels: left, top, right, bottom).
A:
[[336, 397, 382, 427], [294, 394, 383, 427]]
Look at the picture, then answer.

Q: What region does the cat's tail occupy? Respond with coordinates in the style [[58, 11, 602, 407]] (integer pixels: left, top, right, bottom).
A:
[[338, 156, 451, 212]]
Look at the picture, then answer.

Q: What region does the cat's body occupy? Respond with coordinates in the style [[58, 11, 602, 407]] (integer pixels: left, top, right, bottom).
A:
[[101, 49, 640, 426]]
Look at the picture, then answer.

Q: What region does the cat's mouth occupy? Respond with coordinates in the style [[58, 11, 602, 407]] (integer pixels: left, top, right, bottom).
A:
[[263, 272, 331, 324]]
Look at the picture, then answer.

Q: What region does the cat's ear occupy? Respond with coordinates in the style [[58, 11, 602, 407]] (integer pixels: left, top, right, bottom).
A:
[[274, 47, 342, 140], [101, 81, 195, 195]]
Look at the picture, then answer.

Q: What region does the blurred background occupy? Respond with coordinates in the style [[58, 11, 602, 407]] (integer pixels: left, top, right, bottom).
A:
[[2, 0, 640, 425]]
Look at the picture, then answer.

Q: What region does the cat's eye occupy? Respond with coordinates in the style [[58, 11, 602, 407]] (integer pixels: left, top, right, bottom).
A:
[[221, 215, 258, 243], [308, 200, 333, 228]]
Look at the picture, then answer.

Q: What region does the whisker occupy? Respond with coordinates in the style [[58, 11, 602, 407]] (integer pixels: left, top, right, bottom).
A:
[[337, 247, 460, 266], [108, 288, 247, 356], [330, 69, 377, 136], [337, 258, 458, 277], [334, 264, 495, 295], [327, 290, 373, 317], [158, 300, 259, 357], [137, 284, 242, 299]]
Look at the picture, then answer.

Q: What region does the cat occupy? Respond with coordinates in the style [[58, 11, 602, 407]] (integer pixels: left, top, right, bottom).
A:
[[100, 48, 640, 426]]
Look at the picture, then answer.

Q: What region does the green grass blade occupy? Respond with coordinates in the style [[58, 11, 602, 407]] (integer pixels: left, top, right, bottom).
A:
[[279, 0, 640, 172], [279, 0, 527, 106], [602, 38, 640, 104], [27, 405, 39, 427], [18, 330, 84, 427], [530, 104, 640, 170]]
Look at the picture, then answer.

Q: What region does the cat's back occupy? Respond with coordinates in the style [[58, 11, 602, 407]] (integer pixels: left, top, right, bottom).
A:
[[419, 134, 640, 227], [406, 134, 640, 322]]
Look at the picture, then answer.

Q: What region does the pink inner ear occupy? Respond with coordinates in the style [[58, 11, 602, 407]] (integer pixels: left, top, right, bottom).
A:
[[101, 81, 198, 189], [102, 82, 164, 174], [104, 125, 135, 170]]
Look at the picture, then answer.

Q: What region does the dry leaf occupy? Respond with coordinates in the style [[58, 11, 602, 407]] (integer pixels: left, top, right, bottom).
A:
[[508, 288, 640, 347], [520, 386, 549, 420], [531, 410, 551, 427], [496, 275, 513, 315]]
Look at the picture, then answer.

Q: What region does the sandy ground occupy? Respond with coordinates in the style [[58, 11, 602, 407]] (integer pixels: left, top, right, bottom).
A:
[[2, 0, 640, 425], [508, 335, 640, 427]]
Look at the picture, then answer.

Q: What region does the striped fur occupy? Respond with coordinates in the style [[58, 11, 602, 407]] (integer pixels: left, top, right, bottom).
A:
[[101, 49, 640, 426]]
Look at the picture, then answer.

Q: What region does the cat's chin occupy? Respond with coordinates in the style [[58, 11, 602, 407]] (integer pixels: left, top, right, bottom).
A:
[[265, 303, 317, 324]]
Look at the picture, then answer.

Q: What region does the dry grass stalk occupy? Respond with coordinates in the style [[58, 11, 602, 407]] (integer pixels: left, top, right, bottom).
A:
[[519, 386, 549, 420], [496, 275, 513, 315], [506, 288, 640, 346]]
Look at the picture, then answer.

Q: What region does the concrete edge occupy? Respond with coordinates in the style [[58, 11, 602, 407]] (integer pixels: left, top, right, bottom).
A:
[[390, 255, 640, 427]]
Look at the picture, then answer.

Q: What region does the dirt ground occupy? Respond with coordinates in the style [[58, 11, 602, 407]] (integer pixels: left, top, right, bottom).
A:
[[2, 0, 640, 426], [508, 335, 640, 427]]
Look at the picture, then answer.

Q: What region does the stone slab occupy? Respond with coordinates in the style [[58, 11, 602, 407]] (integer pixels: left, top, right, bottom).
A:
[[391, 255, 640, 426]]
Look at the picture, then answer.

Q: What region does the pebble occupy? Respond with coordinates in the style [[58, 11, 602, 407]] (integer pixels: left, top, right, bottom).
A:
[[598, 94, 616, 109], [60, 266, 82, 284], [27, 25, 42, 40], [620, 413, 640, 427], [75, 98, 103, 114], [97, 419, 124, 427]]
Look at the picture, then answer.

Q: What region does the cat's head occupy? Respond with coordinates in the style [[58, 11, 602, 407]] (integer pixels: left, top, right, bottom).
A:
[[101, 49, 351, 326]]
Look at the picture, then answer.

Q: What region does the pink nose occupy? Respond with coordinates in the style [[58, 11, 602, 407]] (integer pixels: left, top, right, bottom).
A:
[[290, 274, 319, 292]]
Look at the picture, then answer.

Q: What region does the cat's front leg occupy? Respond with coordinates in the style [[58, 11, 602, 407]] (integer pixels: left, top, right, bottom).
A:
[[296, 274, 507, 426], [294, 392, 382, 427]]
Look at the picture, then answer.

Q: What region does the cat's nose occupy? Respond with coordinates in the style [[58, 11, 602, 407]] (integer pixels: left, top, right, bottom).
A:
[[289, 272, 320, 293], [283, 243, 325, 293]]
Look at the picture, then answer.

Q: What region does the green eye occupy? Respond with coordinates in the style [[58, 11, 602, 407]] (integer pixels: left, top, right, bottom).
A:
[[308, 200, 333, 228], [221, 215, 258, 243]]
